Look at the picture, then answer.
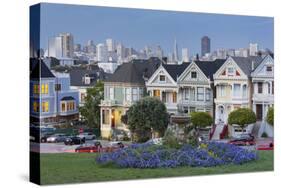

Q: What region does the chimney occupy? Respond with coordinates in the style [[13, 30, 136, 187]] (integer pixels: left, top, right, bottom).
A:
[[251, 61, 255, 71]]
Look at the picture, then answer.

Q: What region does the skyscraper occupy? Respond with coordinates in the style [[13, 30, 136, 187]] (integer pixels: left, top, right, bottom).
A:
[[182, 48, 189, 62], [96, 43, 107, 62], [249, 43, 258, 56], [48, 36, 63, 58], [173, 39, 179, 62], [156, 45, 163, 59], [59, 33, 74, 58], [201, 36, 210, 57], [106, 38, 115, 52]]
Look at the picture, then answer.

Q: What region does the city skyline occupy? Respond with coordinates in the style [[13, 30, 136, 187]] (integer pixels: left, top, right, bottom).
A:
[[40, 3, 273, 57]]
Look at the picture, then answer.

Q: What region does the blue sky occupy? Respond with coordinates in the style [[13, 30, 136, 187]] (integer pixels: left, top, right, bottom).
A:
[[40, 3, 274, 57]]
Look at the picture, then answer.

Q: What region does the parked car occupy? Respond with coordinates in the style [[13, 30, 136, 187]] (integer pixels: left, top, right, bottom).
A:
[[146, 138, 163, 145], [77, 132, 96, 140], [46, 134, 67, 143], [111, 129, 130, 141], [102, 142, 126, 152], [40, 132, 54, 143], [64, 136, 85, 145], [228, 134, 255, 146], [75, 141, 102, 153]]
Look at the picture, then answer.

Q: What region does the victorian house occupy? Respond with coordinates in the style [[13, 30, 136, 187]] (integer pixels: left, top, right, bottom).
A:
[[30, 60, 79, 126], [100, 58, 160, 138], [213, 56, 263, 136], [251, 55, 274, 137]]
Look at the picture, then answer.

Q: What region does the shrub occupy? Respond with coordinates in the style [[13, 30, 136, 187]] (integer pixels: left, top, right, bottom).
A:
[[228, 108, 256, 131], [266, 107, 274, 126], [163, 129, 180, 148], [261, 132, 268, 138], [96, 142, 257, 168]]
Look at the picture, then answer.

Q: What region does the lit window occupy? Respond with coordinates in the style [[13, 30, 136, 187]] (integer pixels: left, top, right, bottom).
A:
[[41, 84, 45, 94], [61, 103, 66, 112], [33, 101, 39, 112], [172, 92, 177, 103], [153, 90, 160, 99], [45, 84, 48, 94], [42, 101, 49, 112]]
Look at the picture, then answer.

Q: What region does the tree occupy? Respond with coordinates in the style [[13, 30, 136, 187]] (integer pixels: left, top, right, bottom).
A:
[[79, 81, 104, 128], [228, 108, 256, 131], [266, 107, 274, 126], [190, 112, 213, 145], [190, 112, 213, 129], [127, 97, 169, 142]]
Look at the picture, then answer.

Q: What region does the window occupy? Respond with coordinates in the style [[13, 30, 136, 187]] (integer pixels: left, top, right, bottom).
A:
[[242, 85, 247, 97], [191, 72, 197, 79], [197, 87, 204, 101], [184, 88, 190, 100], [220, 85, 226, 97], [41, 84, 49, 94], [102, 109, 110, 124], [61, 103, 66, 112], [272, 81, 274, 94], [139, 88, 144, 98], [42, 101, 49, 112], [190, 88, 195, 101], [258, 82, 263, 94], [172, 92, 177, 103], [109, 88, 114, 100], [33, 101, 39, 112], [190, 107, 196, 113], [55, 84, 61, 91], [125, 88, 131, 101], [162, 92, 166, 103], [33, 84, 39, 94], [159, 75, 166, 82], [266, 66, 272, 72], [132, 88, 138, 101], [153, 90, 160, 99], [81, 93, 86, 103], [227, 67, 234, 76], [233, 84, 241, 97], [268, 83, 271, 94], [206, 88, 211, 101]]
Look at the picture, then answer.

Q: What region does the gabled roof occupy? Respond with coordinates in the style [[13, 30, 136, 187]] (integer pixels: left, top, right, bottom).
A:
[[105, 58, 160, 85], [162, 63, 190, 81], [30, 60, 55, 79], [194, 59, 226, 80], [69, 68, 109, 86], [231, 56, 263, 76]]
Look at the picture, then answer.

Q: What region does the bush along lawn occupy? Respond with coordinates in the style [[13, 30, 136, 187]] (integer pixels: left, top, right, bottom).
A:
[[96, 142, 257, 168]]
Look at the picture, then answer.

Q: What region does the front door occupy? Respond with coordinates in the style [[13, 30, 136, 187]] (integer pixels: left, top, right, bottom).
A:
[[218, 106, 225, 123], [256, 104, 263, 121], [111, 109, 115, 128]]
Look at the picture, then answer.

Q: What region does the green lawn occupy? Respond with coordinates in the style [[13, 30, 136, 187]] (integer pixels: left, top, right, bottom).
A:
[[40, 151, 273, 185]]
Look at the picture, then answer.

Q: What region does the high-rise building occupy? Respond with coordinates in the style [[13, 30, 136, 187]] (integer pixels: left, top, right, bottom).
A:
[[116, 43, 126, 59], [106, 38, 115, 52], [74, 44, 81, 52], [156, 45, 163, 59], [182, 48, 189, 62], [173, 39, 179, 62], [48, 36, 63, 58], [201, 36, 211, 57], [59, 33, 74, 58], [249, 43, 258, 56], [96, 43, 107, 62]]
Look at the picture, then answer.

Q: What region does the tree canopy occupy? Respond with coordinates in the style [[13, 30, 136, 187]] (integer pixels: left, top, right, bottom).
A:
[[127, 97, 169, 142], [228, 108, 256, 129], [190, 112, 213, 128], [266, 107, 274, 126], [79, 81, 104, 128]]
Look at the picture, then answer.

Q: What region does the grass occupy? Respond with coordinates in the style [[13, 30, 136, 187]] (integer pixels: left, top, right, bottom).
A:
[[40, 151, 273, 185]]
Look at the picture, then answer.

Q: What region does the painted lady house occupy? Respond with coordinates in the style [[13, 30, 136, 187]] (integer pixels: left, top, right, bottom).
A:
[[251, 55, 274, 137], [213, 56, 263, 137], [30, 60, 79, 126], [100, 58, 161, 139]]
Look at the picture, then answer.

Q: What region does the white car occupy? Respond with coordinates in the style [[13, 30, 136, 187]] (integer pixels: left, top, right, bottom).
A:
[[146, 138, 163, 145], [46, 134, 67, 143], [77, 132, 96, 140]]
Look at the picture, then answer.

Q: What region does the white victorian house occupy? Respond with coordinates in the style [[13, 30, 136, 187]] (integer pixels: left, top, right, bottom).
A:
[[146, 63, 188, 114], [177, 60, 225, 117], [251, 55, 274, 137], [251, 55, 274, 121]]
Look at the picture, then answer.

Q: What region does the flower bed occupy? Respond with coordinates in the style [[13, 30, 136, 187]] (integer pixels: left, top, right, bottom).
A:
[[96, 142, 258, 168]]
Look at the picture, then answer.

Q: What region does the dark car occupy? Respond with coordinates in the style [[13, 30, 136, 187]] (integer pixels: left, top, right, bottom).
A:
[[75, 141, 102, 153], [64, 136, 85, 145], [228, 134, 255, 146]]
